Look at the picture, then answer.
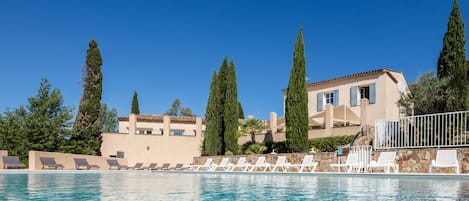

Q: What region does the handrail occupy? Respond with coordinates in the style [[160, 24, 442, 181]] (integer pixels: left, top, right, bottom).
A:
[[349, 130, 363, 148]]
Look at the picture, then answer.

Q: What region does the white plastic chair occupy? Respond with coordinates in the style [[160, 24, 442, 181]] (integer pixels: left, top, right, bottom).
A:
[[192, 158, 213, 171], [212, 158, 233, 171], [289, 155, 318, 172], [271, 156, 290, 172], [369, 152, 399, 173], [249, 156, 271, 172], [230, 157, 251, 171], [429, 150, 459, 174], [330, 153, 361, 173]]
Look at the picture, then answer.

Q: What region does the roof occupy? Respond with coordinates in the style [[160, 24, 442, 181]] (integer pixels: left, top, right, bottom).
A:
[[118, 114, 204, 124], [282, 68, 403, 92]]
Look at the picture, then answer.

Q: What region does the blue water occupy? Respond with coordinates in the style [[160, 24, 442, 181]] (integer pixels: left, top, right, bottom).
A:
[[0, 171, 468, 200]]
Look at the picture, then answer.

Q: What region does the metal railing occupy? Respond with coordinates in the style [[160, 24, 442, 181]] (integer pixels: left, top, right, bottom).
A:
[[374, 111, 469, 149], [351, 145, 372, 172]]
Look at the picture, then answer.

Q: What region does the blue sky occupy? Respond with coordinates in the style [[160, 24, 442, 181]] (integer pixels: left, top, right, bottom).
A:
[[0, 0, 467, 120]]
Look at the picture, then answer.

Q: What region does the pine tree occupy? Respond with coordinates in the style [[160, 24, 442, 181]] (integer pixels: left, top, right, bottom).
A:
[[131, 91, 140, 114], [101, 103, 118, 132], [203, 71, 222, 155], [71, 40, 104, 155], [27, 78, 73, 152], [285, 28, 309, 152], [223, 60, 240, 154], [238, 102, 245, 119], [437, 0, 468, 112]]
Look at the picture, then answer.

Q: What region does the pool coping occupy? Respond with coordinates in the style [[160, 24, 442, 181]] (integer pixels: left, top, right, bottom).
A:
[[0, 169, 468, 179]]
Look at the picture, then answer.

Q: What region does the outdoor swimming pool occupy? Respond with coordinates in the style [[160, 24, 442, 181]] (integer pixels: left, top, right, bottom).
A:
[[0, 171, 468, 200]]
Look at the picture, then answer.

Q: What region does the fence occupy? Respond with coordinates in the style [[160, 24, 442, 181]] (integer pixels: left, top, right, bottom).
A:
[[375, 111, 469, 149], [350, 145, 372, 172]]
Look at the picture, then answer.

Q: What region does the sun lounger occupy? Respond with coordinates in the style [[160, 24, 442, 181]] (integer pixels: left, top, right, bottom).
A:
[[143, 163, 158, 170], [2, 156, 26, 169], [40, 157, 64, 170], [271, 156, 290, 172], [173, 163, 190, 171], [289, 155, 318, 172], [156, 163, 171, 170], [369, 152, 398, 173], [229, 157, 251, 172], [192, 158, 214, 171], [429, 150, 459, 174], [212, 158, 233, 171], [249, 156, 271, 172], [330, 153, 361, 173], [73, 158, 100, 170], [106, 159, 129, 170], [129, 163, 144, 170]]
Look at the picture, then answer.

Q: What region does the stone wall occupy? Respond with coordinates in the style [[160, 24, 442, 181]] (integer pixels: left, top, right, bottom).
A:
[[194, 148, 469, 173]]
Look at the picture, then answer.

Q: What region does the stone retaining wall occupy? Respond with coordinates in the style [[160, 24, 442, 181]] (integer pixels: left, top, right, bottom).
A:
[[193, 148, 469, 173]]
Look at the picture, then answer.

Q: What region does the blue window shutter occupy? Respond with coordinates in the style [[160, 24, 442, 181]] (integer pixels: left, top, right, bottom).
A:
[[369, 83, 376, 104], [350, 86, 358, 106], [333, 89, 339, 107], [317, 92, 323, 111]]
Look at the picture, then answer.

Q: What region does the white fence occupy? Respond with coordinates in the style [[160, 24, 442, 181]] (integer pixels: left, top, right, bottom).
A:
[[375, 111, 469, 149]]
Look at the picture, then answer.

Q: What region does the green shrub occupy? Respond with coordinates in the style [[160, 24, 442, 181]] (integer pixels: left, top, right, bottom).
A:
[[242, 142, 267, 154], [308, 135, 355, 152]]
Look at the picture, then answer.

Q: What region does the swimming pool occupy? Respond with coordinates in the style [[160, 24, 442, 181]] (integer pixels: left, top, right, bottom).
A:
[[0, 171, 468, 200]]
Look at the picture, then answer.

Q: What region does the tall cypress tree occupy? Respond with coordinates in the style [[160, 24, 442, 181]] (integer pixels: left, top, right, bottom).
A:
[[72, 40, 104, 155], [223, 60, 239, 154], [238, 102, 245, 119], [131, 91, 140, 114], [203, 71, 222, 155], [217, 58, 229, 154], [285, 28, 309, 152], [437, 0, 468, 112]]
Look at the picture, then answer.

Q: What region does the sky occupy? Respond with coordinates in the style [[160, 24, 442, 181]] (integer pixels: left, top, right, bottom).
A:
[[0, 0, 468, 120]]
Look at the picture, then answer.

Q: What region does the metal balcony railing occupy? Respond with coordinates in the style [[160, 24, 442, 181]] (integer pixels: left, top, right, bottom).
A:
[[374, 111, 469, 149]]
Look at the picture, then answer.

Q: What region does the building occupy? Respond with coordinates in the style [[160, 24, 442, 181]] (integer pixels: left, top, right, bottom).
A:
[[278, 68, 409, 138], [101, 68, 410, 164], [101, 114, 204, 165]]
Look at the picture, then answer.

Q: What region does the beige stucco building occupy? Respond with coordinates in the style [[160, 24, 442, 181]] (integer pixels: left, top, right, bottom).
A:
[[100, 68, 409, 164], [101, 114, 204, 165], [278, 68, 409, 138]]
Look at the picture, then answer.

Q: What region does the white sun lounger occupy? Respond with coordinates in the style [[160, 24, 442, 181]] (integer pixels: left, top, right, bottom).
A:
[[212, 158, 233, 171], [229, 157, 251, 171], [192, 158, 214, 171], [271, 156, 290, 172], [429, 150, 459, 174], [369, 152, 399, 173], [289, 155, 318, 172], [330, 153, 361, 173], [249, 156, 271, 172]]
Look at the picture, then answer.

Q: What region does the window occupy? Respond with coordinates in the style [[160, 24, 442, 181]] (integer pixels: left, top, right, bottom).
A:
[[136, 129, 153, 135], [350, 83, 375, 106], [325, 92, 335, 105], [359, 86, 370, 100], [170, 130, 185, 136]]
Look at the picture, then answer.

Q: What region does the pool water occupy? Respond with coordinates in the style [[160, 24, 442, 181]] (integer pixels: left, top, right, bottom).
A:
[[0, 171, 468, 200]]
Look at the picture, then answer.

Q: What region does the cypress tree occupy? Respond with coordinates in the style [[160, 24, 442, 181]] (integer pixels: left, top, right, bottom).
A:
[[223, 60, 239, 154], [285, 28, 309, 152], [72, 40, 104, 155], [131, 91, 140, 114], [238, 102, 245, 119], [203, 71, 222, 155], [217, 58, 229, 154], [437, 0, 468, 112]]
